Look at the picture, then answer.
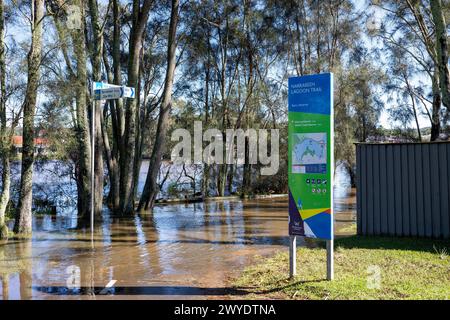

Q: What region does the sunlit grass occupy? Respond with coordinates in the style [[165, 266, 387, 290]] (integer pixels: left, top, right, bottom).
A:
[[234, 236, 450, 300]]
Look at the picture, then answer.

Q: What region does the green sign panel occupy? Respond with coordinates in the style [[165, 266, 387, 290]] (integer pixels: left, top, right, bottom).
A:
[[288, 73, 334, 240]]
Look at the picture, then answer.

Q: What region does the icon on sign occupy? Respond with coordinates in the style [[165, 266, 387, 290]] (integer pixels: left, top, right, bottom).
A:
[[306, 179, 310, 184], [317, 179, 321, 184], [322, 179, 327, 185], [311, 179, 315, 184], [317, 189, 321, 193], [323, 189, 327, 193], [312, 188, 316, 193]]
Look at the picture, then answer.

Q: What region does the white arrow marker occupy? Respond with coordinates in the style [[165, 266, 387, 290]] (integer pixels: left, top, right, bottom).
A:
[[99, 280, 117, 295]]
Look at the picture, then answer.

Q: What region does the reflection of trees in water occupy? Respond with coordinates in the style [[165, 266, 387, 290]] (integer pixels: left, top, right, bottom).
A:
[[1, 273, 8, 300], [0, 240, 32, 300]]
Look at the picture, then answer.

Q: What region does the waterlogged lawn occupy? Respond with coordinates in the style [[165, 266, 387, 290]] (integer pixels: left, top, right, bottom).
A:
[[233, 236, 450, 300]]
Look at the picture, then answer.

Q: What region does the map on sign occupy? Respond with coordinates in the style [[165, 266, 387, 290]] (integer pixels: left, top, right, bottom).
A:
[[292, 132, 327, 174]]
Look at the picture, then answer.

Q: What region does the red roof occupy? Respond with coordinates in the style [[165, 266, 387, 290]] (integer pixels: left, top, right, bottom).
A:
[[12, 136, 48, 146], [12, 136, 22, 145]]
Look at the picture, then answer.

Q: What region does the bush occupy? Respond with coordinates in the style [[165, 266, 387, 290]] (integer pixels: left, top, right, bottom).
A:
[[252, 162, 288, 194]]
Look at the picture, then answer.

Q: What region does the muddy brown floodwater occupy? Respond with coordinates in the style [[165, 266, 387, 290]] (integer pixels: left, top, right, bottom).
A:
[[0, 190, 356, 300]]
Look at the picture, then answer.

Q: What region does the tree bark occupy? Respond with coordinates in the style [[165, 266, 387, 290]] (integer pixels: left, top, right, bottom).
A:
[[139, 0, 179, 211], [404, 72, 422, 141], [430, 0, 450, 124], [70, 0, 92, 221], [119, 0, 152, 214], [202, 55, 210, 197], [0, 0, 9, 236], [88, 0, 104, 216], [102, 0, 121, 212], [14, 0, 44, 234], [0, 153, 10, 237], [431, 70, 442, 141]]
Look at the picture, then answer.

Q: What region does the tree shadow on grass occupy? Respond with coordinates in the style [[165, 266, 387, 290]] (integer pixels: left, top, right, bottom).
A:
[[333, 235, 450, 253], [252, 278, 325, 295]]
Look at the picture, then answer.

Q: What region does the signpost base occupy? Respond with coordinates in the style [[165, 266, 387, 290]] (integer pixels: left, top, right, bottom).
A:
[[327, 239, 334, 280], [289, 235, 297, 278]]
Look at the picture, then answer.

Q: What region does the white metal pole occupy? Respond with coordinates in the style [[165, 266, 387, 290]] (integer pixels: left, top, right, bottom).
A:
[[91, 93, 95, 236], [289, 235, 297, 278], [327, 239, 334, 280]]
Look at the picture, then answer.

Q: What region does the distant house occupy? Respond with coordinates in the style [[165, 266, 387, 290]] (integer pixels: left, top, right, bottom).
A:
[[12, 135, 49, 156]]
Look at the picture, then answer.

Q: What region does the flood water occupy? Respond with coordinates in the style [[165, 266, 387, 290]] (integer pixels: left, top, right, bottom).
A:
[[0, 166, 356, 300]]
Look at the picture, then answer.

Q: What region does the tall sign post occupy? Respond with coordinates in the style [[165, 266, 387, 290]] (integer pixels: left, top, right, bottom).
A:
[[91, 82, 135, 235], [288, 73, 334, 280]]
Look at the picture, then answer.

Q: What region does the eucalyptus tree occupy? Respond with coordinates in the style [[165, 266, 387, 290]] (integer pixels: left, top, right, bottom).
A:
[[334, 53, 385, 185], [0, 0, 8, 237], [1, 1, 33, 236], [178, 0, 216, 197], [373, 0, 448, 140], [46, 0, 92, 220], [429, 0, 450, 125], [384, 46, 426, 141], [276, 0, 367, 184], [139, 0, 180, 211], [87, 0, 106, 216], [14, 0, 45, 234], [101, 0, 123, 211], [119, 0, 153, 214]]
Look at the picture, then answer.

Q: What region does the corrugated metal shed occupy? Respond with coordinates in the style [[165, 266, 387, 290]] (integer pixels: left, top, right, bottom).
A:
[[356, 142, 450, 239]]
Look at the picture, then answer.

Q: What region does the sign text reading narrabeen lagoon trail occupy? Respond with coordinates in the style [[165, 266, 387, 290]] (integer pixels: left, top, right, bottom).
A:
[[288, 73, 334, 240]]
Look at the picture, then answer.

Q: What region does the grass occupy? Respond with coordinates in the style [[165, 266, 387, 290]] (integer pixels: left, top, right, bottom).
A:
[[233, 236, 450, 300]]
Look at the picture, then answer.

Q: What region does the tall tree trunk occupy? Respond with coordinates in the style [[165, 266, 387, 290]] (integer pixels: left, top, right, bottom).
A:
[[88, 0, 104, 216], [132, 49, 144, 202], [14, 0, 44, 234], [404, 73, 422, 141], [102, 0, 122, 212], [71, 0, 92, 221], [139, 0, 179, 211], [345, 162, 356, 188], [0, 0, 9, 237], [430, 0, 450, 124], [431, 70, 441, 141], [226, 164, 234, 195], [0, 155, 10, 235], [202, 58, 210, 197], [119, 0, 152, 214], [242, 138, 251, 196]]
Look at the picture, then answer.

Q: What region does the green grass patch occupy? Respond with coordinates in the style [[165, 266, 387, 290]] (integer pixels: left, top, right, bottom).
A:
[[233, 236, 450, 300]]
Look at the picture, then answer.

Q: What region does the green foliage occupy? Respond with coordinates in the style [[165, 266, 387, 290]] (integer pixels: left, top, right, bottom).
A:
[[166, 182, 181, 198]]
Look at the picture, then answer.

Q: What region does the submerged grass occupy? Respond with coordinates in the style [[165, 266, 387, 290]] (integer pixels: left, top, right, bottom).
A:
[[233, 236, 450, 300]]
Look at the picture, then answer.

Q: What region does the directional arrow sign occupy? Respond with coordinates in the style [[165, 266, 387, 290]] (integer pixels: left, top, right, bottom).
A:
[[93, 82, 135, 100], [94, 87, 123, 100], [122, 86, 135, 99], [94, 81, 118, 90]]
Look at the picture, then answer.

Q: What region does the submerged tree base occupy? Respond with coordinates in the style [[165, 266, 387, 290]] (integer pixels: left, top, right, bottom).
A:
[[0, 224, 8, 240], [233, 236, 450, 300]]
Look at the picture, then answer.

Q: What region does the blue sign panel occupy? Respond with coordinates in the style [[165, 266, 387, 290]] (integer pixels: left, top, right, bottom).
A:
[[288, 73, 334, 240]]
